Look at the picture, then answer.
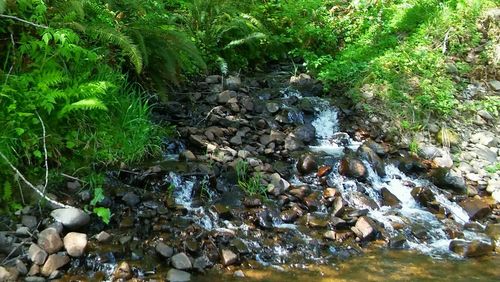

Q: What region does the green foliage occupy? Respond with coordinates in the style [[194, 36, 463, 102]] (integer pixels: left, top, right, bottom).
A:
[[236, 159, 266, 198], [85, 173, 111, 224], [1, 181, 23, 213], [179, 0, 269, 70], [486, 163, 500, 174], [93, 207, 111, 224]]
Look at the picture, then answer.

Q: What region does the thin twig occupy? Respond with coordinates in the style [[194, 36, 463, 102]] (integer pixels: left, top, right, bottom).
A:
[[442, 28, 451, 55], [0, 151, 73, 209], [61, 173, 87, 183], [36, 111, 49, 195], [196, 106, 219, 126], [0, 14, 48, 29]]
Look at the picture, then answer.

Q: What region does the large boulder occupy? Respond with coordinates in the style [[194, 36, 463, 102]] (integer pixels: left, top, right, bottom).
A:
[[429, 168, 467, 194], [296, 155, 318, 175], [41, 254, 69, 277], [171, 253, 192, 270], [449, 240, 494, 257], [353, 216, 378, 240], [50, 208, 90, 230], [293, 124, 316, 144], [357, 144, 385, 177], [339, 157, 368, 181], [459, 198, 491, 220], [63, 232, 87, 257], [37, 228, 63, 254]]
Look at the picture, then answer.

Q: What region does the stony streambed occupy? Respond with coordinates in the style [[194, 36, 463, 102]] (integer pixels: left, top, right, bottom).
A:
[[0, 64, 499, 281]]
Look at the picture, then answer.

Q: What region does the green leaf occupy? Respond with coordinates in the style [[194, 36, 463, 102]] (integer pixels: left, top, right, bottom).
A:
[[66, 141, 76, 149], [15, 128, 25, 136], [93, 207, 111, 224], [90, 187, 105, 206], [33, 150, 42, 159], [42, 32, 52, 45]]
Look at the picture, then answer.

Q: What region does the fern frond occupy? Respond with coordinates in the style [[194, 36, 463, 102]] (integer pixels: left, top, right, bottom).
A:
[[36, 70, 66, 90], [58, 98, 108, 118], [225, 32, 266, 49], [86, 25, 143, 74], [78, 81, 114, 99]]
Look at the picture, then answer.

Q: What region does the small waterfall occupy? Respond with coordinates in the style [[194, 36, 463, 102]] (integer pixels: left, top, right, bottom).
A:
[[307, 97, 362, 155], [304, 95, 478, 256]]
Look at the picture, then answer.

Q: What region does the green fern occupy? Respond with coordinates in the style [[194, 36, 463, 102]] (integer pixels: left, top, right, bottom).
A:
[[86, 25, 143, 74], [59, 98, 108, 118]]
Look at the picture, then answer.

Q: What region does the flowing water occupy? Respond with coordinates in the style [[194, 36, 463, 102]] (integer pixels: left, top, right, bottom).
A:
[[62, 72, 499, 281]]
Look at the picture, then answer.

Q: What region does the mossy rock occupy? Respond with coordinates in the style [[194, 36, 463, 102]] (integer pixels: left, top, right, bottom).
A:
[[436, 128, 459, 147]]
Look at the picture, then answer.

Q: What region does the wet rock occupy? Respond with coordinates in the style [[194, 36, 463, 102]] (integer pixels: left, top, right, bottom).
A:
[[411, 186, 436, 207], [243, 196, 262, 208], [63, 232, 87, 257], [256, 209, 273, 229], [113, 261, 133, 280], [269, 173, 290, 196], [212, 203, 233, 220], [296, 155, 318, 175], [230, 238, 250, 254], [234, 270, 245, 278], [288, 185, 311, 199], [351, 192, 379, 210], [429, 168, 467, 194], [225, 76, 241, 91], [180, 150, 197, 161], [50, 208, 90, 229], [96, 231, 111, 242], [280, 209, 300, 223], [459, 198, 491, 220], [41, 254, 69, 277], [339, 157, 367, 181], [358, 144, 385, 176], [171, 253, 192, 270], [167, 269, 191, 282], [15, 259, 27, 275], [221, 249, 238, 266], [293, 124, 316, 144], [193, 256, 212, 272], [38, 228, 63, 254], [323, 231, 337, 240], [29, 244, 48, 265], [27, 264, 40, 276], [15, 226, 30, 236], [0, 266, 18, 281], [397, 157, 427, 174], [364, 139, 390, 156], [156, 242, 174, 258], [266, 102, 280, 113], [381, 188, 401, 208], [122, 192, 141, 207], [485, 224, 500, 241], [353, 216, 378, 240], [389, 234, 407, 248], [22, 215, 37, 229], [230, 135, 242, 145], [449, 240, 494, 257], [304, 192, 322, 211], [206, 75, 221, 84], [284, 134, 304, 151], [323, 188, 338, 199], [307, 213, 329, 228], [317, 165, 332, 178], [332, 196, 347, 217]]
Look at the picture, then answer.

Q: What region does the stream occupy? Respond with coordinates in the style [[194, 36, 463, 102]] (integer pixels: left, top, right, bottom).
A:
[[24, 66, 500, 281]]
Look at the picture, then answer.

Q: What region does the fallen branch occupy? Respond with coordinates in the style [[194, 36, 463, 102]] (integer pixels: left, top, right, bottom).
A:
[[0, 114, 74, 209], [0, 14, 48, 29], [0, 151, 73, 209]]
